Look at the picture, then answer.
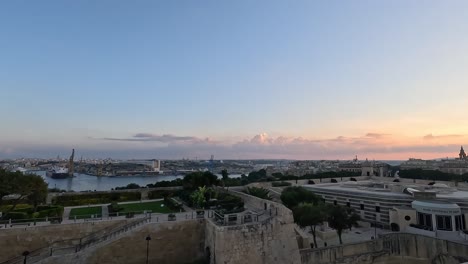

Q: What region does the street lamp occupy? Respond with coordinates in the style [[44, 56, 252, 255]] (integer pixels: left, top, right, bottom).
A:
[[145, 235, 151, 264], [22, 251, 30, 264]]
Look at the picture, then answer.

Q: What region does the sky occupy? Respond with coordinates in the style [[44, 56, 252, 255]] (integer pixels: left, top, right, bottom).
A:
[[1, 0, 468, 160]]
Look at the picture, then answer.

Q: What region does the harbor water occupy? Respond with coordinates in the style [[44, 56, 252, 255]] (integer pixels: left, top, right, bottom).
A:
[[34, 171, 240, 192]]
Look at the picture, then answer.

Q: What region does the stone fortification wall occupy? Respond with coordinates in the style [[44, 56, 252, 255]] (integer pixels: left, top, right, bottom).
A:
[[300, 233, 468, 264], [205, 189, 301, 264], [41, 220, 206, 264], [0, 220, 128, 263]]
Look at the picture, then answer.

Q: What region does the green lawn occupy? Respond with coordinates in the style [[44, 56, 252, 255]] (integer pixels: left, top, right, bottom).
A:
[[118, 201, 177, 214], [69, 206, 102, 219]]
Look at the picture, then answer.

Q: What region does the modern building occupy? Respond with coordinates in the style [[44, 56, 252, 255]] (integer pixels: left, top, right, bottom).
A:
[[303, 179, 468, 240]]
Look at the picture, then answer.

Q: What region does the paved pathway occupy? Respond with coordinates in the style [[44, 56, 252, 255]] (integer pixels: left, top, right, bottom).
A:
[[62, 207, 72, 221], [101, 205, 109, 218]]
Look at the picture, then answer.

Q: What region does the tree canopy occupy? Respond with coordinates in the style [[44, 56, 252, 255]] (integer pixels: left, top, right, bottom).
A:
[[280, 186, 320, 209], [327, 205, 360, 244], [182, 171, 220, 190], [0, 169, 48, 213], [293, 203, 327, 248]]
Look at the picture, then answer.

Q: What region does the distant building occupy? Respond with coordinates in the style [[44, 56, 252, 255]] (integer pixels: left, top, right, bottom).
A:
[[400, 146, 468, 175], [400, 158, 438, 170], [339, 156, 390, 177]]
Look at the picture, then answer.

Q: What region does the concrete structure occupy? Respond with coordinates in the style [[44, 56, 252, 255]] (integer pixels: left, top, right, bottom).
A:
[[300, 233, 468, 264], [304, 179, 468, 240]]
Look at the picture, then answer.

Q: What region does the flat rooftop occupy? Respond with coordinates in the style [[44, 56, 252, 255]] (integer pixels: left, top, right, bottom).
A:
[[302, 180, 468, 201]]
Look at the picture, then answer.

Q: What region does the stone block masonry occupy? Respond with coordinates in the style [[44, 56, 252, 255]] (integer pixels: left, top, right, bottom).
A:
[[0, 220, 128, 263], [300, 233, 468, 264]]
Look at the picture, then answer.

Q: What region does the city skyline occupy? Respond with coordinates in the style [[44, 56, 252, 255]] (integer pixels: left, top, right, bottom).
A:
[[2, 1, 468, 159]]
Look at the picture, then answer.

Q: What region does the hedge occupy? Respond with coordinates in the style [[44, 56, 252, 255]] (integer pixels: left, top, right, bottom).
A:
[[53, 192, 141, 206]]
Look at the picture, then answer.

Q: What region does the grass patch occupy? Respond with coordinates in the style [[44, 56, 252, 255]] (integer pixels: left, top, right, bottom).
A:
[[69, 206, 102, 219], [118, 201, 178, 214]]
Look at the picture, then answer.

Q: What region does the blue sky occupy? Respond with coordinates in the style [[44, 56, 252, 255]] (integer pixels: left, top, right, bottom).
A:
[[1, 1, 468, 159]]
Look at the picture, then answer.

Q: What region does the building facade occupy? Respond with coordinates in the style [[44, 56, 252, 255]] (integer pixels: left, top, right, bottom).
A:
[[304, 180, 468, 240]]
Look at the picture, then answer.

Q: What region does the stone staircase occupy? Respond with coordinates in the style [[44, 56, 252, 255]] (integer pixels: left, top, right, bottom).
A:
[[0, 216, 150, 264]]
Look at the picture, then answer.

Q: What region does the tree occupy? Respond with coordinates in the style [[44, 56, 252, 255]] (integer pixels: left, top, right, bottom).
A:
[[293, 203, 326, 248], [221, 169, 229, 181], [27, 175, 48, 212], [0, 170, 48, 214], [0, 169, 18, 205], [280, 186, 320, 209], [191, 186, 207, 209], [327, 205, 360, 244], [183, 172, 219, 190]]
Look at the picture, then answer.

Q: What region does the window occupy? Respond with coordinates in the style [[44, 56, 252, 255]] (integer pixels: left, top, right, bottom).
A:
[[333, 200, 337, 206], [417, 212, 432, 230], [463, 214, 467, 230], [455, 215, 461, 230], [346, 202, 351, 208], [436, 215, 452, 231], [404, 215, 411, 221], [375, 206, 380, 213], [360, 204, 364, 210]]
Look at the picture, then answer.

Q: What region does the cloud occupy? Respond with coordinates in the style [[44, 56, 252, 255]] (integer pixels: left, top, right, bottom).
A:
[[365, 133, 390, 139], [423, 134, 464, 140], [3, 132, 468, 160], [99, 133, 199, 143]]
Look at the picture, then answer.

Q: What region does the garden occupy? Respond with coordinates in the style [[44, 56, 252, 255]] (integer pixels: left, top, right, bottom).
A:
[[0, 204, 64, 222], [69, 206, 102, 219]]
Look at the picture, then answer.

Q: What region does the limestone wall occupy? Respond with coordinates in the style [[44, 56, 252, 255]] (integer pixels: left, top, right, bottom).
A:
[[205, 190, 301, 264], [0, 220, 127, 262], [228, 190, 294, 222], [41, 220, 206, 264], [85, 220, 205, 264], [205, 217, 301, 264], [300, 233, 468, 264]]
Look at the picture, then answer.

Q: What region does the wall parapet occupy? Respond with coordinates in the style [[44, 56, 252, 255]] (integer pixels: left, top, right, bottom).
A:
[[300, 233, 468, 264]]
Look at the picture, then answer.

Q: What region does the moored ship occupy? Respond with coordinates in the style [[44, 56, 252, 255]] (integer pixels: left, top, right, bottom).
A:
[[46, 167, 70, 179]]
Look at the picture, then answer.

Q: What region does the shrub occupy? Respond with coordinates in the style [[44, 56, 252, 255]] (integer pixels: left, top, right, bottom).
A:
[[164, 197, 183, 211], [36, 206, 64, 218], [272, 181, 292, 187], [53, 192, 141, 206], [108, 202, 123, 213], [3, 212, 28, 220], [244, 187, 271, 200], [148, 190, 175, 199], [216, 193, 244, 212]]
